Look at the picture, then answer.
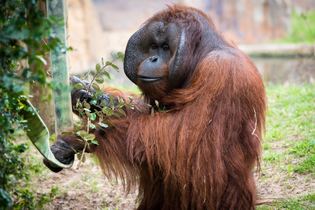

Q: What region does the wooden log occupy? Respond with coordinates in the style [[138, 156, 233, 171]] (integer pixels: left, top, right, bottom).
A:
[[240, 44, 315, 58]]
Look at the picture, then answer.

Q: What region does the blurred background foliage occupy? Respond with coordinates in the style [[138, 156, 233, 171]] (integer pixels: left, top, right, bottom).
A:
[[0, 0, 63, 208], [282, 10, 315, 43]]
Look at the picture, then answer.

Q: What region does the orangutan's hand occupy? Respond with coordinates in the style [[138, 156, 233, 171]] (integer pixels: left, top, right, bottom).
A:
[[43, 134, 96, 172]]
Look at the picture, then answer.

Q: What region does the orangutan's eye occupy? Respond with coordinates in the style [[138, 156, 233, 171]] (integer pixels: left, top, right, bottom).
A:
[[162, 44, 169, 51], [151, 44, 158, 50]]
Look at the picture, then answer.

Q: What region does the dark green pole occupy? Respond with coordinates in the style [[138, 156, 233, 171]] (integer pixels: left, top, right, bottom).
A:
[[47, 0, 73, 133]]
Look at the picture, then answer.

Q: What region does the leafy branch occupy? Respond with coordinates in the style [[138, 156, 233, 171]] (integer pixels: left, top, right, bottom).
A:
[[70, 53, 130, 168]]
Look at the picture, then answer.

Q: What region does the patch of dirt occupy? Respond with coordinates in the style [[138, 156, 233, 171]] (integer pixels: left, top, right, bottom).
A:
[[256, 164, 314, 200], [36, 158, 137, 210], [32, 151, 314, 209]]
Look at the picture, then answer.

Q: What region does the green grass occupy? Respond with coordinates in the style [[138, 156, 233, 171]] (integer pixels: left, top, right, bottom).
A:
[[259, 84, 315, 209], [264, 84, 315, 174], [289, 139, 315, 174], [258, 193, 315, 210]]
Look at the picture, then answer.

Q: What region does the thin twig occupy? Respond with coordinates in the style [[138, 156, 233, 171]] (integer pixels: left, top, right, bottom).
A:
[[88, 72, 98, 91], [76, 141, 88, 169], [88, 64, 109, 91], [256, 197, 284, 205], [76, 118, 90, 169], [251, 108, 260, 141], [251, 108, 257, 135]]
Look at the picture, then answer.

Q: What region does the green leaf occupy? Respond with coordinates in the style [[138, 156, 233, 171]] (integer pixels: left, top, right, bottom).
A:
[[91, 139, 99, 145], [106, 61, 119, 70], [89, 113, 97, 121], [20, 100, 73, 168], [102, 71, 111, 79], [117, 52, 125, 60], [49, 133, 57, 141], [95, 76, 104, 84], [35, 55, 47, 65], [85, 133, 96, 141], [83, 101, 91, 109], [109, 95, 115, 108], [98, 122, 109, 128], [0, 189, 12, 208], [89, 123, 96, 130], [100, 100, 108, 107], [112, 51, 124, 61], [74, 121, 83, 131], [95, 90, 103, 98], [102, 107, 113, 116], [76, 131, 95, 141], [117, 109, 126, 117], [92, 83, 101, 90], [76, 130, 89, 138], [90, 71, 96, 76], [90, 99, 97, 105], [73, 83, 85, 90], [95, 63, 101, 72], [118, 98, 126, 108]]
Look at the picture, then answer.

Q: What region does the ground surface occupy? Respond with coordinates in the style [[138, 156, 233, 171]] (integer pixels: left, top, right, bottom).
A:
[[26, 84, 314, 210], [39, 159, 137, 210]]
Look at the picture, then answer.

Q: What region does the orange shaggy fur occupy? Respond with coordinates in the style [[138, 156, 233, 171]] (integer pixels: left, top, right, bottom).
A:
[[93, 6, 266, 210]]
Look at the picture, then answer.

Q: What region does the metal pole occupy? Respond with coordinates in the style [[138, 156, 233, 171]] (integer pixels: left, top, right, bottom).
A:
[[47, 0, 73, 133]]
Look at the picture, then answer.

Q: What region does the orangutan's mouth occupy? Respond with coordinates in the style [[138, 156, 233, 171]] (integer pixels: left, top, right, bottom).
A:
[[138, 75, 163, 82]]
